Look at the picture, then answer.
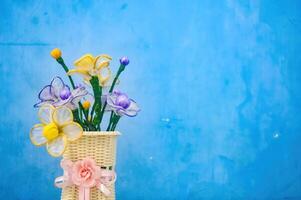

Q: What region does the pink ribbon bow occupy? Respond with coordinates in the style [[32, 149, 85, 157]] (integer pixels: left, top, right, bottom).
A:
[[55, 158, 116, 200]]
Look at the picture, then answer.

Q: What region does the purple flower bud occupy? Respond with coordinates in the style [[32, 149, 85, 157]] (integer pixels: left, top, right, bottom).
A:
[[119, 56, 130, 66], [115, 94, 131, 109], [60, 88, 71, 100]]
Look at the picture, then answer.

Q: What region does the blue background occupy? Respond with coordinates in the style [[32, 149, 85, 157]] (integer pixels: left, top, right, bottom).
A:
[[1, 0, 301, 199]]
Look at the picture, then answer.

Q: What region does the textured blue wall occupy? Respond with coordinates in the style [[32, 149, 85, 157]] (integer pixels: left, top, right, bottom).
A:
[[1, 0, 301, 199]]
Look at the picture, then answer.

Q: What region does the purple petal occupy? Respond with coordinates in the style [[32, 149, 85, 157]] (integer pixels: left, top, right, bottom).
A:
[[71, 95, 86, 105], [116, 99, 140, 117], [70, 87, 88, 105], [50, 77, 65, 98], [71, 87, 88, 98], [66, 102, 77, 110], [52, 99, 69, 107], [107, 95, 124, 110], [38, 85, 54, 101]]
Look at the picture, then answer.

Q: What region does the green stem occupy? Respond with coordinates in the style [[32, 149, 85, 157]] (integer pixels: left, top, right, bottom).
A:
[[79, 108, 83, 121], [109, 64, 125, 93], [110, 115, 121, 131], [90, 103, 96, 122], [81, 104, 96, 130], [90, 76, 102, 130], [99, 64, 126, 124], [56, 57, 76, 89], [106, 111, 114, 131]]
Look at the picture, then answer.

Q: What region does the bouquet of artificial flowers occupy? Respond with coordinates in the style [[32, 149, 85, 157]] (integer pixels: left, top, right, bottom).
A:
[[29, 48, 140, 200]]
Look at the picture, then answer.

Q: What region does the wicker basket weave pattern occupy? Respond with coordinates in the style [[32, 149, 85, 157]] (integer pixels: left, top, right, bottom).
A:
[[61, 131, 120, 200]]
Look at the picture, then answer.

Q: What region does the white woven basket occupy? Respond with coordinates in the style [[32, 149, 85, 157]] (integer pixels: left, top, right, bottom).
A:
[[60, 131, 120, 200]]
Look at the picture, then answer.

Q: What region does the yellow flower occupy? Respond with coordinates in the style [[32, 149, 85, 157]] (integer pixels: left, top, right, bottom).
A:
[[82, 100, 91, 109], [30, 104, 83, 157], [50, 48, 62, 59], [67, 54, 112, 86]]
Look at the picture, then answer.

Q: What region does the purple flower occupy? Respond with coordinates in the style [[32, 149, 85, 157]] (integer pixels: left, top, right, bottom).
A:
[[119, 56, 129, 66], [34, 77, 88, 110], [60, 88, 71, 100], [106, 91, 140, 117]]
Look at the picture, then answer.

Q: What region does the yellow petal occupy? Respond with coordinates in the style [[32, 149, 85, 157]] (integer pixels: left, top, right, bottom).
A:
[[38, 104, 55, 124], [46, 135, 67, 157], [30, 124, 47, 146], [95, 54, 112, 61], [73, 54, 94, 70], [67, 69, 91, 80], [95, 60, 110, 71], [53, 106, 73, 126], [97, 66, 111, 86], [61, 122, 83, 141], [94, 55, 111, 71]]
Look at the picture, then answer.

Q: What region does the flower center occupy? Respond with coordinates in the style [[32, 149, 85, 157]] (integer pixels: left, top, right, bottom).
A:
[[115, 94, 131, 109], [80, 168, 92, 179], [60, 88, 71, 100], [43, 123, 59, 141]]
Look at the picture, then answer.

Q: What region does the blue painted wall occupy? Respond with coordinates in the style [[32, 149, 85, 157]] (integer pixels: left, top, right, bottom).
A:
[[1, 0, 301, 199]]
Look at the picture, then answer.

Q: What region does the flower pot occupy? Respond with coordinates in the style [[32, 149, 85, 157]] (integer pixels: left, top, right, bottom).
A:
[[60, 131, 120, 200]]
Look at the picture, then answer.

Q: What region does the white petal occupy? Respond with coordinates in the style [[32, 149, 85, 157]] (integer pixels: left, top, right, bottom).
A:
[[128, 100, 140, 112], [51, 77, 65, 97], [38, 104, 55, 124], [53, 106, 73, 126], [61, 122, 83, 141], [53, 99, 69, 107], [66, 102, 78, 110], [46, 135, 67, 157], [71, 87, 88, 98], [34, 100, 55, 108], [30, 124, 47, 146], [106, 95, 118, 107], [70, 96, 83, 106], [70, 87, 88, 105], [38, 85, 54, 101]]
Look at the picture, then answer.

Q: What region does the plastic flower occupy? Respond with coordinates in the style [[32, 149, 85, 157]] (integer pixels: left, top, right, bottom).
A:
[[50, 48, 62, 59], [71, 158, 101, 187], [106, 91, 140, 117], [67, 54, 112, 86], [34, 77, 88, 110], [58, 158, 116, 195], [30, 104, 83, 157], [59, 158, 101, 188]]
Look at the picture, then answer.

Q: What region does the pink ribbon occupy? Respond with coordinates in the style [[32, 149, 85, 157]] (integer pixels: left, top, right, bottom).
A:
[[55, 158, 116, 200]]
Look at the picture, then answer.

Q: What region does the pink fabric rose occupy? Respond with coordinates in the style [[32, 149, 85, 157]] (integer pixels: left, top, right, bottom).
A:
[[56, 158, 117, 199], [71, 158, 101, 188]]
